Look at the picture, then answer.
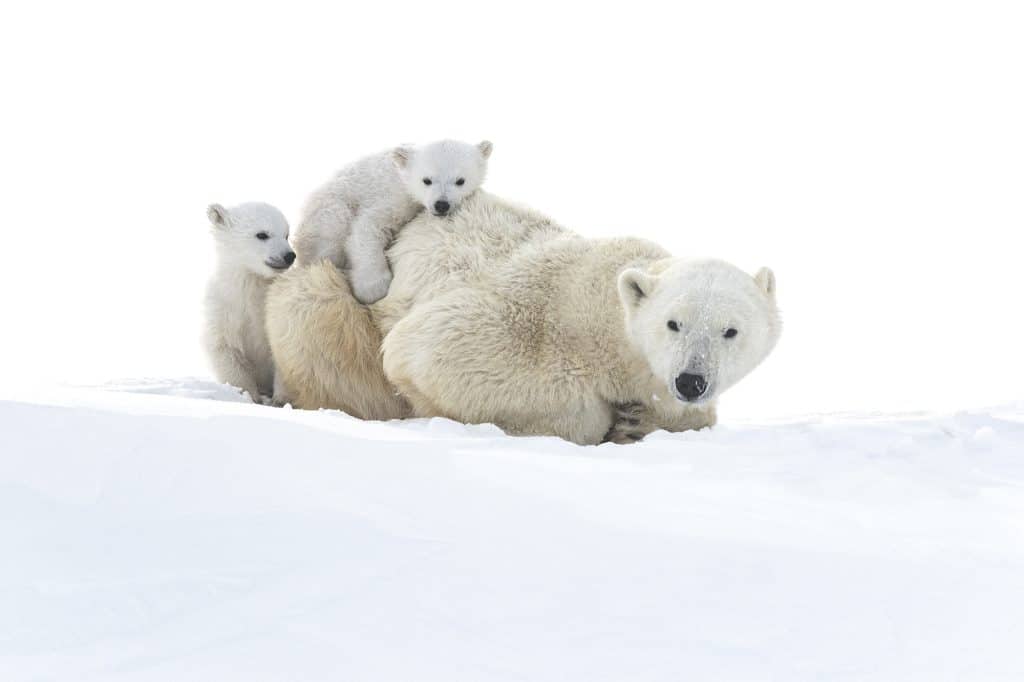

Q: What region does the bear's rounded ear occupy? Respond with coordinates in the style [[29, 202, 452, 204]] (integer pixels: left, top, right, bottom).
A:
[[478, 140, 493, 159], [618, 268, 657, 309], [391, 146, 413, 169], [754, 267, 776, 299], [207, 203, 229, 228]]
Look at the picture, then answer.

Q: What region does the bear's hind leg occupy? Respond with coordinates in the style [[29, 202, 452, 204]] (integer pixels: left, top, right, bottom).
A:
[[266, 262, 410, 420]]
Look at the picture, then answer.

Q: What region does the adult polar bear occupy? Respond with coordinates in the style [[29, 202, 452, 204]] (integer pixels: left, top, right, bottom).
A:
[[266, 192, 781, 444]]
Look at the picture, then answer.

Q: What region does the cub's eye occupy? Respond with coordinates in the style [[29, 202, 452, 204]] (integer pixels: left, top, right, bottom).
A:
[[423, 178, 432, 185], [256, 232, 270, 240], [724, 328, 738, 339], [455, 178, 465, 186], [667, 321, 679, 332]]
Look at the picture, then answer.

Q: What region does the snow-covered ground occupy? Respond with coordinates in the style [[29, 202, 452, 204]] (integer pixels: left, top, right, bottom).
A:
[[2, 381, 1023, 681]]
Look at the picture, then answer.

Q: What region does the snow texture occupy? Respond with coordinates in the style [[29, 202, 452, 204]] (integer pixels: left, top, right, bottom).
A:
[[2, 381, 1023, 681]]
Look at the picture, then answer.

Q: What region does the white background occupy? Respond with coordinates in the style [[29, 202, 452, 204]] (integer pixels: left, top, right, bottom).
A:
[[1, 0, 1021, 418]]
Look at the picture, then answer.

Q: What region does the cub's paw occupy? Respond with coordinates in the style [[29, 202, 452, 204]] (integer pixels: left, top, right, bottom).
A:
[[603, 401, 655, 444], [238, 386, 262, 404], [351, 271, 393, 305]]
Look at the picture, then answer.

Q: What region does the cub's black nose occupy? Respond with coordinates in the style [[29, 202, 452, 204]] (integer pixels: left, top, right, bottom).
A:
[[434, 200, 450, 215], [675, 373, 708, 401], [284, 251, 296, 265]]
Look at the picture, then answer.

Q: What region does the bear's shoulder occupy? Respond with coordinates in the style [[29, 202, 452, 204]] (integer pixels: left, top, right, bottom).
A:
[[383, 192, 565, 303]]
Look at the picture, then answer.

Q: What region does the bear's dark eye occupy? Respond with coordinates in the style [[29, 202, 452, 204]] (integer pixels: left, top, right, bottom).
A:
[[256, 232, 269, 241], [455, 177, 465, 186], [423, 178, 432, 186], [667, 321, 679, 332], [724, 328, 738, 338]]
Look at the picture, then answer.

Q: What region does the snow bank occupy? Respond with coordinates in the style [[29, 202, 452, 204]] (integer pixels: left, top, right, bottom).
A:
[[2, 381, 1023, 681]]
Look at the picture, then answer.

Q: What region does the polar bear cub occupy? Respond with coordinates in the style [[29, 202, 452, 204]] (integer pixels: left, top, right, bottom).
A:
[[293, 139, 493, 303], [203, 202, 296, 403]]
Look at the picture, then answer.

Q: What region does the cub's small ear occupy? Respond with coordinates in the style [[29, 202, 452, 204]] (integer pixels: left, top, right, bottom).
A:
[[478, 140, 493, 159], [207, 203, 229, 228], [617, 268, 657, 309], [754, 267, 776, 298], [391, 146, 413, 169]]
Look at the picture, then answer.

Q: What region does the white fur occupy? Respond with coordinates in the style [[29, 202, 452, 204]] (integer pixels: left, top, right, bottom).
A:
[[266, 192, 782, 445], [293, 139, 493, 304], [376, 195, 782, 444], [203, 202, 295, 403], [618, 259, 781, 405]]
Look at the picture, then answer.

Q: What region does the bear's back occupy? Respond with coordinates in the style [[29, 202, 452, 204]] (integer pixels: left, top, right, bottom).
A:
[[374, 192, 566, 333]]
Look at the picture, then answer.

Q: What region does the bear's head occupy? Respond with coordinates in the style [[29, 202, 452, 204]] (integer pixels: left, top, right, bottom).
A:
[[207, 202, 296, 278], [391, 139, 493, 218], [617, 258, 781, 405]]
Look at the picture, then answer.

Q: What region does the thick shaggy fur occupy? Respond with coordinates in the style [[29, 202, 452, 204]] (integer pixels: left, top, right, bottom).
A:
[[292, 140, 492, 304], [267, 192, 780, 444], [203, 202, 295, 403], [264, 263, 410, 420]]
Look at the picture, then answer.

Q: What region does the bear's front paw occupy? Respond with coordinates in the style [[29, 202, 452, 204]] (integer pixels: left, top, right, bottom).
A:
[[603, 401, 655, 444], [351, 271, 393, 305]]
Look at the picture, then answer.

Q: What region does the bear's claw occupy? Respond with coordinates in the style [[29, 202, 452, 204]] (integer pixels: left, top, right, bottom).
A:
[[603, 401, 656, 444]]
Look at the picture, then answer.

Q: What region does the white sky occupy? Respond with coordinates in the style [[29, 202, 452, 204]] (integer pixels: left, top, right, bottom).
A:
[[1, 1, 1022, 418]]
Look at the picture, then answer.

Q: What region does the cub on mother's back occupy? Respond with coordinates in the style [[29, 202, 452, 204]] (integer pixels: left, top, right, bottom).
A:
[[293, 139, 493, 304]]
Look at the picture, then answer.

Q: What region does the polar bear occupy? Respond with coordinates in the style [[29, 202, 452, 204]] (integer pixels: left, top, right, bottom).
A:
[[292, 139, 493, 304], [266, 192, 781, 444], [203, 202, 296, 403]]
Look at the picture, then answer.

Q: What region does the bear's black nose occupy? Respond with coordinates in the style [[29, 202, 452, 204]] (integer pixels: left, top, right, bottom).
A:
[[675, 373, 708, 401], [284, 251, 296, 265], [434, 200, 450, 215]]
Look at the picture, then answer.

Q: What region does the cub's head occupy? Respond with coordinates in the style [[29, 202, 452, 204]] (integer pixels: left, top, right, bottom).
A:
[[392, 139, 493, 217], [207, 202, 295, 278], [618, 258, 781, 405]]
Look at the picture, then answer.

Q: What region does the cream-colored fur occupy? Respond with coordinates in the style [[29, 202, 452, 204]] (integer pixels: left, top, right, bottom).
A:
[[264, 263, 410, 420], [266, 192, 780, 444]]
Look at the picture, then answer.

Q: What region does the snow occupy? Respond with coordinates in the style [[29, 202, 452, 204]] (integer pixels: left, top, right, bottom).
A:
[[2, 381, 1024, 681]]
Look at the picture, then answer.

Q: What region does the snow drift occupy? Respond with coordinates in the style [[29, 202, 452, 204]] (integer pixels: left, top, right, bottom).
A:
[[2, 381, 1023, 681]]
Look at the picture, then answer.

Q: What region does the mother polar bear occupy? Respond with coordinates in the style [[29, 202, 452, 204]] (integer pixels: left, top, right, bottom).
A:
[[265, 192, 781, 445]]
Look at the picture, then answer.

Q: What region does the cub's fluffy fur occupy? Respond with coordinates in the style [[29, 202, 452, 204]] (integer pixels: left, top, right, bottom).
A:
[[203, 202, 295, 403], [293, 139, 493, 303]]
